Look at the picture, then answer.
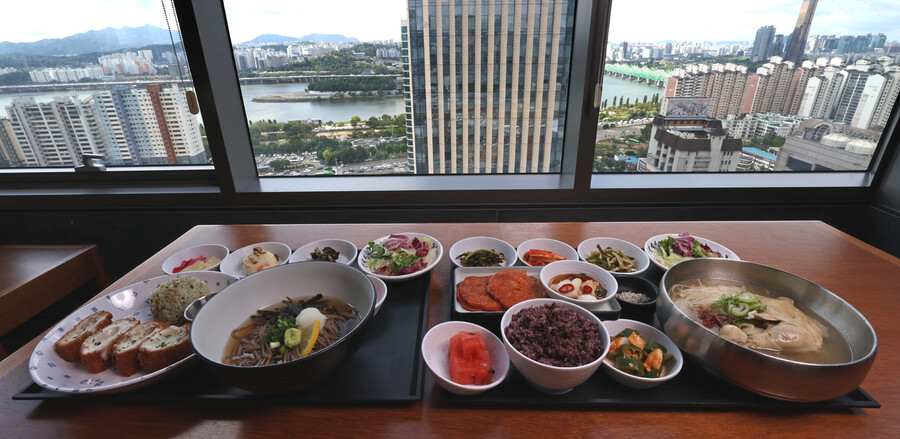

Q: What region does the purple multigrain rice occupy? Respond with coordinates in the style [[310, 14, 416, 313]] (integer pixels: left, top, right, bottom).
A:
[[505, 303, 603, 367]]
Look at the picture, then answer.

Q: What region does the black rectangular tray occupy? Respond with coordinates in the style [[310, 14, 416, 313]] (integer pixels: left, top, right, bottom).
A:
[[14, 273, 431, 404], [441, 303, 879, 410]]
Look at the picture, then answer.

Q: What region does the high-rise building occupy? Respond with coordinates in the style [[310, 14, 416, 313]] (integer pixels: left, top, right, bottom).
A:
[[6, 97, 109, 167], [751, 26, 776, 62], [5, 85, 205, 168], [784, 0, 818, 64], [404, 0, 575, 174], [0, 117, 24, 167]]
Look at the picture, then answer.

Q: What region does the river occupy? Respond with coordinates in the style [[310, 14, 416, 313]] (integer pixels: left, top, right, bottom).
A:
[[0, 76, 661, 123]]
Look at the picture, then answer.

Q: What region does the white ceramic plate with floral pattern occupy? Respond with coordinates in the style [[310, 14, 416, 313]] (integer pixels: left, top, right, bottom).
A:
[[28, 271, 236, 394]]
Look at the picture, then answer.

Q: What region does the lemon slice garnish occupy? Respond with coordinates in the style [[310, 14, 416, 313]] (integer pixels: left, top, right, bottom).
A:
[[300, 319, 321, 356]]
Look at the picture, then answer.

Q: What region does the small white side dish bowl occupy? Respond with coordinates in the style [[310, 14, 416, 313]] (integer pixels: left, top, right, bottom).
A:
[[289, 238, 358, 265], [219, 242, 291, 279], [501, 298, 609, 394], [539, 260, 618, 311], [644, 233, 739, 272], [162, 244, 229, 275], [516, 238, 578, 266], [601, 319, 683, 389], [367, 275, 388, 315], [421, 321, 510, 395], [577, 237, 649, 276], [449, 236, 517, 268], [358, 233, 443, 282]]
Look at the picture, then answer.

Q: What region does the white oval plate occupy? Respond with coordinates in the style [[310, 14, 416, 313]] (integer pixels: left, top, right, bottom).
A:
[[28, 271, 237, 394]]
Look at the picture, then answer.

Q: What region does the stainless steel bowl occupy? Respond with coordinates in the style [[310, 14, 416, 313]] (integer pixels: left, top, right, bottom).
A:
[[657, 258, 877, 402]]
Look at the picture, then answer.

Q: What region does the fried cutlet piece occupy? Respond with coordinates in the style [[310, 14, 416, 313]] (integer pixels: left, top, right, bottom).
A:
[[456, 276, 503, 311], [486, 269, 545, 309], [54, 310, 113, 362], [80, 317, 140, 373]]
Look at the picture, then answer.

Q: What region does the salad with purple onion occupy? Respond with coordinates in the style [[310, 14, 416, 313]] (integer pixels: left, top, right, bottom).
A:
[[363, 234, 437, 276], [652, 233, 723, 268]]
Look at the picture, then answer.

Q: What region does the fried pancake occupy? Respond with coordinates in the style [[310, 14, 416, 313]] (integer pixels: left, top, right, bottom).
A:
[[486, 269, 545, 309], [529, 275, 549, 299], [456, 276, 503, 311]]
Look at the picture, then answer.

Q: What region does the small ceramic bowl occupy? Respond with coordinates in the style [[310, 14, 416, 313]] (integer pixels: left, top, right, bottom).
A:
[[501, 298, 609, 394], [219, 242, 291, 279], [162, 244, 229, 275], [577, 237, 649, 276], [601, 319, 683, 389], [644, 233, 739, 272], [421, 321, 510, 395], [612, 275, 659, 324], [539, 260, 618, 311], [289, 238, 358, 265], [367, 275, 388, 316], [449, 236, 517, 268], [516, 238, 578, 266]]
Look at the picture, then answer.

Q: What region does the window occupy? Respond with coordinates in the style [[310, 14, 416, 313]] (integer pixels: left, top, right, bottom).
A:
[[1, 0, 896, 199], [0, 1, 208, 170], [594, 0, 899, 187]]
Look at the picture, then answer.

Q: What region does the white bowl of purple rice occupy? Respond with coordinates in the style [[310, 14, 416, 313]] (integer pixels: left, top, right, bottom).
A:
[[500, 298, 610, 394]]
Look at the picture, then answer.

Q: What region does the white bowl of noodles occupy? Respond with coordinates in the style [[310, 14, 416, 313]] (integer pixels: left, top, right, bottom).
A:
[[190, 261, 375, 393]]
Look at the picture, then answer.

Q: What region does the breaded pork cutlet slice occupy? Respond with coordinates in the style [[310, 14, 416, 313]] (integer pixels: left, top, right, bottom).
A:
[[112, 321, 169, 376], [80, 318, 140, 373], [138, 324, 192, 372], [54, 310, 113, 361]]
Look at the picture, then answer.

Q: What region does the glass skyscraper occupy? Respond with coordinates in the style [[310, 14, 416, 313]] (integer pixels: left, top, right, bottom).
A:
[[403, 0, 575, 174]]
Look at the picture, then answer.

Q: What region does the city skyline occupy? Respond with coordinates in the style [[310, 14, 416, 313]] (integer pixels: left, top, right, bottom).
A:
[[0, 1, 897, 46]]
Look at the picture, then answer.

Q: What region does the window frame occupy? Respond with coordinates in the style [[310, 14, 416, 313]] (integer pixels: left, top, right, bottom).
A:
[[0, 0, 896, 208]]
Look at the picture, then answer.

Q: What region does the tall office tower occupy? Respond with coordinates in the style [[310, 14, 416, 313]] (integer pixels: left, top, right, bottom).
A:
[[784, 0, 818, 64], [773, 35, 786, 57], [832, 61, 877, 125], [92, 84, 206, 166], [404, 0, 575, 174], [751, 26, 776, 62], [0, 117, 25, 167], [5, 97, 108, 167], [871, 34, 888, 51]]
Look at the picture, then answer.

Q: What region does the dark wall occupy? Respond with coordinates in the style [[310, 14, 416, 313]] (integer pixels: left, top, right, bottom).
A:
[[0, 202, 871, 281]]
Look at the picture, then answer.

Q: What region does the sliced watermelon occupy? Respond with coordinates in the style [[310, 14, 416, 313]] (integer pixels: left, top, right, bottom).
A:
[[448, 331, 494, 385]]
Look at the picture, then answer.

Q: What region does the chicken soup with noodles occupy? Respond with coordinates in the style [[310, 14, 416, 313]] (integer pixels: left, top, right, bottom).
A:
[[669, 279, 850, 364]]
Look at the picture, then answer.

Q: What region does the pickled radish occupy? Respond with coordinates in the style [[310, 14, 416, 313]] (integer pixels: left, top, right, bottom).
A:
[[448, 331, 494, 385]]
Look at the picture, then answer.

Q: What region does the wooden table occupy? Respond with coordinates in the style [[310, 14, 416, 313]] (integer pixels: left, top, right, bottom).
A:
[[0, 245, 109, 358], [1, 222, 897, 437]]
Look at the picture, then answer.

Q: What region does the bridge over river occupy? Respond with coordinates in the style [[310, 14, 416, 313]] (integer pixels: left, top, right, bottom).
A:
[[604, 64, 671, 87], [0, 74, 402, 94]]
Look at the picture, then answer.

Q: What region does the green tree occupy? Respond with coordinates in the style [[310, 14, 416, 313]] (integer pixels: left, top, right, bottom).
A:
[[350, 115, 361, 127], [322, 149, 334, 165], [366, 116, 379, 129], [612, 96, 617, 107], [269, 159, 291, 171], [643, 95, 648, 104]]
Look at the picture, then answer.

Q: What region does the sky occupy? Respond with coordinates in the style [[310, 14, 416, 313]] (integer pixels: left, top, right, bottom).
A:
[[0, 0, 895, 46], [609, 0, 898, 43]]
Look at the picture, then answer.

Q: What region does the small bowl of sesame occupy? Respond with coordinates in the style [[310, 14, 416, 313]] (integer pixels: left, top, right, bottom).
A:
[[612, 275, 658, 324]]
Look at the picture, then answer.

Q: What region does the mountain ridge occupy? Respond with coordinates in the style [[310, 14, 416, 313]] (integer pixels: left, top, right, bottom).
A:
[[0, 25, 175, 56]]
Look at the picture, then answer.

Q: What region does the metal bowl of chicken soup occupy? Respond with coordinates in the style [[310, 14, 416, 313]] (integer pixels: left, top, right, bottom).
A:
[[657, 258, 877, 402]]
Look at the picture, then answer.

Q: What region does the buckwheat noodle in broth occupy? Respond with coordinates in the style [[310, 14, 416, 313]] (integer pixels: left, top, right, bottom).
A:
[[225, 295, 359, 367]]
